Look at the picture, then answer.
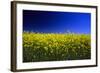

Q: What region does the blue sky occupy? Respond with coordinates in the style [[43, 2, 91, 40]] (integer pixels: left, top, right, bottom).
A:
[[23, 10, 91, 34]]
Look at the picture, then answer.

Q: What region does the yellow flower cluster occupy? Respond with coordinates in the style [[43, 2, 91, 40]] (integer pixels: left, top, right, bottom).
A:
[[23, 32, 91, 62]]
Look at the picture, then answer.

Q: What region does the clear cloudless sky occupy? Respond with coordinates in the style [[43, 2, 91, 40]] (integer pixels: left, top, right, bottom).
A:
[[23, 10, 91, 34]]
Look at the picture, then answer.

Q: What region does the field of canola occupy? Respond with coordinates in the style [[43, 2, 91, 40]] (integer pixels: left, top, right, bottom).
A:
[[23, 32, 91, 62]]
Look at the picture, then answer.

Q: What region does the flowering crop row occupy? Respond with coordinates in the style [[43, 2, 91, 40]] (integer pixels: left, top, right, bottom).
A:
[[23, 32, 91, 62]]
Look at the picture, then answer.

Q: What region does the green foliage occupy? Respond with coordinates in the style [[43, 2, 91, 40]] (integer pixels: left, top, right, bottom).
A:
[[23, 32, 91, 62]]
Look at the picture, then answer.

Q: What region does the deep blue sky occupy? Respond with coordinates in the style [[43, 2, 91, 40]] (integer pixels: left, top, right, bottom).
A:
[[23, 10, 91, 34]]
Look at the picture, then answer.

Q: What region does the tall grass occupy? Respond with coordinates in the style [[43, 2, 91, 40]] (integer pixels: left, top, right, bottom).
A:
[[23, 32, 91, 62]]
